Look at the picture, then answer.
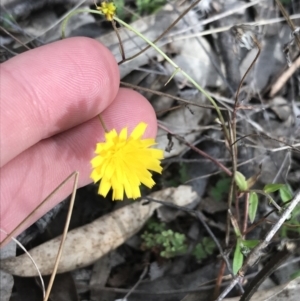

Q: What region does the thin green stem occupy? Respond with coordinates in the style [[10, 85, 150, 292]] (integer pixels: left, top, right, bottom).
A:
[[61, 9, 228, 140], [61, 9, 96, 38], [113, 15, 229, 140]]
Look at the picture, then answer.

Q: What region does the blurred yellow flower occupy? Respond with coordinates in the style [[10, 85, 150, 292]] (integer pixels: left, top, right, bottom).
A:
[[97, 1, 116, 21], [90, 122, 164, 200]]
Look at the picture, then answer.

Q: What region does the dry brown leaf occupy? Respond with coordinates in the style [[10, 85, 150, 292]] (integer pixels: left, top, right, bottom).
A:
[[1, 186, 198, 277]]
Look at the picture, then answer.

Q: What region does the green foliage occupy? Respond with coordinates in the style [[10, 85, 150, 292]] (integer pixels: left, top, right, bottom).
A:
[[263, 183, 285, 193], [233, 239, 243, 274], [280, 204, 300, 237], [114, 0, 126, 19], [147, 220, 167, 232], [249, 192, 258, 223], [141, 221, 187, 258], [290, 270, 300, 280], [192, 237, 216, 261], [246, 184, 292, 224], [242, 240, 259, 248], [179, 162, 189, 183], [210, 176, 231, 201], [262, 183, 292, 202], [233, 239, 259, 274], [235, 171, 248, 191], [164, 163, 188, 188], [1, 13, 14, 30], [136, 0, 166, 15], [280, 185, 293, 202]]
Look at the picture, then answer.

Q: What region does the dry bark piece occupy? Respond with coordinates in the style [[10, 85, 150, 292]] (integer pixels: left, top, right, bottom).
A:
[[224, 277, 300, 301], [0, 186, 198, 277]]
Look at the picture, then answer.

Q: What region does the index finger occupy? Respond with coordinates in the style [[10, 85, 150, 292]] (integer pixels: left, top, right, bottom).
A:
[[0, 37, 120, 167]]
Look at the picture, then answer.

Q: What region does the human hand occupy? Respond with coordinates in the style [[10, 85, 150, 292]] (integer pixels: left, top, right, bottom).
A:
[[0, 37, 158, 243]]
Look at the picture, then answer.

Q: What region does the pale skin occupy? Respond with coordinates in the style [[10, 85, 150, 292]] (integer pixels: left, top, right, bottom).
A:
[[0, 37, 158, 243]]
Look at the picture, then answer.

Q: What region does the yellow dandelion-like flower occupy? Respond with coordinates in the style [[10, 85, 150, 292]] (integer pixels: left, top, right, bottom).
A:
[[90, 122, 164, 201], [96, 1, 116, 21]]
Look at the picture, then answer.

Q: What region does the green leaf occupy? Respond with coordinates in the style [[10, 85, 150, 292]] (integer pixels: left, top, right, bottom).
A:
[[203, 237, 216, 254], [235, 171, 248, 191], [114, 0, 125, 18], [263, 183, 284, 193], [290, 270, 300, 280], [279, 185, 293, 202], [249, 192, 258, 223], [210, 176, 231, 202], [242, 239, 259, 248], [233, 241, 244, 275], [193, 243, 207, 261]]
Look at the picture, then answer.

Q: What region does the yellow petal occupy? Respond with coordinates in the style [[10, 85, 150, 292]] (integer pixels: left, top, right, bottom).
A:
[[99, 178, 111, 197], [90, 122, 163, 201], [130, 122, 147, 140]]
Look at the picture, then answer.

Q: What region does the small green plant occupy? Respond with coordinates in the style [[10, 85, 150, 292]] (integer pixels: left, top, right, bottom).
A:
[[290, 270, 300, 280], [192, 237, 216, 261], [0, 13, 15, 30], [114, 0, 126, 19], [231, 181, 294, 274], [61, 4, 300, 283], [233, 239, 259, 274], [210, 175, 231, 202], [141, 221, 187, 258], [280, 204, 300, 237], [136, 0, 166, 15]]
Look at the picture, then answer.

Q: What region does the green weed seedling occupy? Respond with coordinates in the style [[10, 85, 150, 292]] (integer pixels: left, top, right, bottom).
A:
[[136, 0, 166, 15], [192, 237, 216, 262], [280, 204, 300, 237], [210, 175, 231, 202], [141, 221, 187, 258], [232, 177, 295, 274]]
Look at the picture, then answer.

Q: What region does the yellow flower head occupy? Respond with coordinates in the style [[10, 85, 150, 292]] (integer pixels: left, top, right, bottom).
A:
[[90, 122, 164, 201], [97, 1, 116, 21]]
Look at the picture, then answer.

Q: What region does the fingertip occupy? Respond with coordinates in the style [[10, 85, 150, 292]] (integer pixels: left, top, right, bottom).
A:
[[1, 37, 120, 166], [0, 87, 158, 240], [101, 88, 158, 138]]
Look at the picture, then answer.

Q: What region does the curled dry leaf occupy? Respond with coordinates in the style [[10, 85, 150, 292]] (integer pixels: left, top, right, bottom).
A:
[[1, 186, 198, 277]]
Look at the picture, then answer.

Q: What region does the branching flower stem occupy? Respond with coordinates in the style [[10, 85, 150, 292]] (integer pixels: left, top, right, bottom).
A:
[[61, 9, 229, 142], [113, 15, 228, 139]]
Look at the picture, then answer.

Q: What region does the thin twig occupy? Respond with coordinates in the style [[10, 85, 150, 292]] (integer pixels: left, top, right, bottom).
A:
[[231, 133, 300, 153], [270, 56, 300, 97], [120, 81, 224, 110], [44, 172, 79, 301], [239, 242, 296, 301], [123, 265, 148, 300], [111, 19, 125, 61], [0, 172, 79, 248], [216, 190, 300, 300], [98, 114, 108, 133], [275, 0, 300, 50], [0, 26, 31, 50], [158, 123, 232, 176], [118, 0, 202, 65], [234, 38, 261, 107], [214, 260, 227, 299], [225, 33, 261, 260], [216, 277, 241, 301], [0, 230, 46, 297]]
